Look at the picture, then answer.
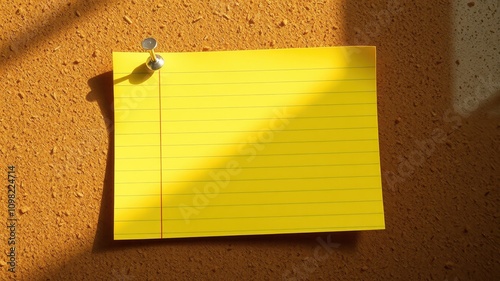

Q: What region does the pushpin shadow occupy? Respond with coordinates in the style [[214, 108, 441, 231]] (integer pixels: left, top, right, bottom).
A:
[[113, 63, 154, 85], [85, 62, 156, 133]]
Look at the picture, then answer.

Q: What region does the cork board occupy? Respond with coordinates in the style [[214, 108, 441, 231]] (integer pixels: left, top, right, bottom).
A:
[[1, 1, 498, 280]]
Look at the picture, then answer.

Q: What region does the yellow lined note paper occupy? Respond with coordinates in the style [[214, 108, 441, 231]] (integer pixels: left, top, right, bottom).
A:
[[113, 46, 384, 240]]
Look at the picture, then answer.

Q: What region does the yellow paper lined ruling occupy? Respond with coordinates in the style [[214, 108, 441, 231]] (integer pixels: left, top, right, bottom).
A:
[[113, 46, 384, 240]]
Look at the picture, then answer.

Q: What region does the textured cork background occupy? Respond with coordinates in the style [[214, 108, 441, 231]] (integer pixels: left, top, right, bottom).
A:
[[1, 0, 499, 280]]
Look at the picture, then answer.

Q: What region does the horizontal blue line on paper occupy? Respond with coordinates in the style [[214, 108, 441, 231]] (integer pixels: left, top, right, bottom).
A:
[[114, 189, 380, 198], [114, 114, 377, 123], [115, 139, 378, 147], [114, 90, 376, 99], [116, 212, 384, 223], [115, 199, 381, 206], [113, 65, 375, 76], [114, 175, 380, 184], [113, 102, 377, 111], [114, 151, 380, 159]]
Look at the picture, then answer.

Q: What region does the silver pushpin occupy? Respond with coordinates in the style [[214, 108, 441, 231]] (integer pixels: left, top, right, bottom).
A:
[[142, 37, 164, 71]]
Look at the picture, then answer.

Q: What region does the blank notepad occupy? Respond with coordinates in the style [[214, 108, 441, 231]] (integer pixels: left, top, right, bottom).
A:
[[113, 46, 384, 240]]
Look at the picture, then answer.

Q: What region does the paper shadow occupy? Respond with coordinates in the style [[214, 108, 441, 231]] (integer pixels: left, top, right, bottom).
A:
[[85, 63, 158, 251], [93, 230, 359, 253], [86, 71, 115, 252]]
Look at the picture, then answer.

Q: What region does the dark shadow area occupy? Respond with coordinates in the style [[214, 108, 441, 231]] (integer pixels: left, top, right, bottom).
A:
[[342, 0, 456, 209], [344, 1, 499, 280], [87, 71, 114, 130], [97, 231, 358, 251], [86, 71, 115, 252]]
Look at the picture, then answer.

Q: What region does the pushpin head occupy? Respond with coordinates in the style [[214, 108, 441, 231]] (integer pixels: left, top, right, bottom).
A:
[[142, 37, 157, 50], [142, 37, 164, 71]]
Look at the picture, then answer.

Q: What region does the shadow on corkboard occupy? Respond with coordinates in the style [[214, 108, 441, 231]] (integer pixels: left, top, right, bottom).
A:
[[86, 71, 115, 251]]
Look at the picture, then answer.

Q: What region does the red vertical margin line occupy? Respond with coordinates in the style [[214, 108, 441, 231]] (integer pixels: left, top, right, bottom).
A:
[[158, 70, 163, 239]]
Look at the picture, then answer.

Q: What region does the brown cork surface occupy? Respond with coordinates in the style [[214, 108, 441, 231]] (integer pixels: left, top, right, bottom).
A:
[[1, 0, 499, 280]]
